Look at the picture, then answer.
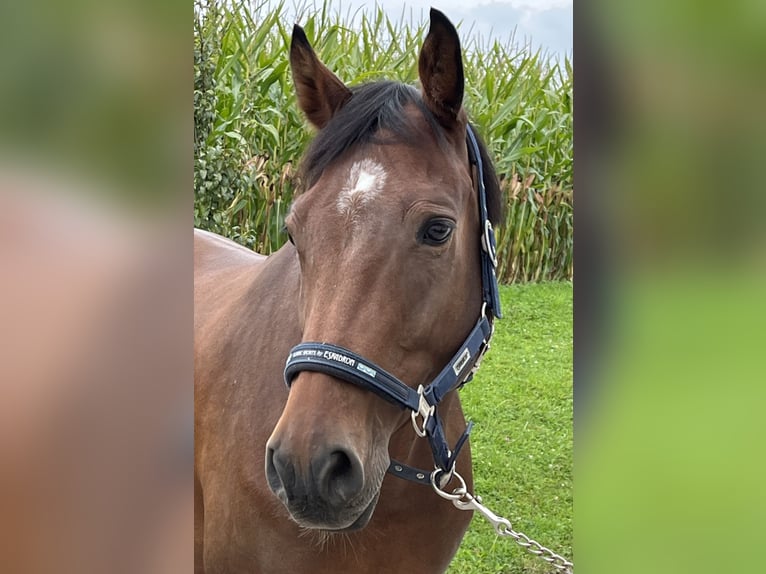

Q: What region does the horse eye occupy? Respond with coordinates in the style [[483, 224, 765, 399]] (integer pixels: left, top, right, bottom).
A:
[[282, 225, 295, 245], [421, 219, 455, 245]]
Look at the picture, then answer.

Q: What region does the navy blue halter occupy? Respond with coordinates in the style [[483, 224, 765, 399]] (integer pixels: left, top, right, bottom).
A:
[[284, 125, 501, 486]]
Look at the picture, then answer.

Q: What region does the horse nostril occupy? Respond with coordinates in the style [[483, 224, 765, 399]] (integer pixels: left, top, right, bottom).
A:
[[266, 446, 295, 499], [315, 448, 364, 506]]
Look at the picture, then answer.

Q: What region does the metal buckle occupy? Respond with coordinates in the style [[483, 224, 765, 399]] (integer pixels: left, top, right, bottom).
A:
[[461, 305, 493, 383], [481, 220, 498, 268], [410, 385, 434, 438]]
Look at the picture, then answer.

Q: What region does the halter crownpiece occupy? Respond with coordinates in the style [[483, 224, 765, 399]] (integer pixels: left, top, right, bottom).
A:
[[283, 124, 501, 484]]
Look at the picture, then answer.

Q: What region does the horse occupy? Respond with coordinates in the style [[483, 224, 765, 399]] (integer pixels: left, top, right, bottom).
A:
[[194, 9, 503, 573]]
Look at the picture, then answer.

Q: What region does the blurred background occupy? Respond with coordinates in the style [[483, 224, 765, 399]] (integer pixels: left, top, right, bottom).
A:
[[1, 0, 763, 572], [576, 0, 766, 572], [0, 0, 191, 572]]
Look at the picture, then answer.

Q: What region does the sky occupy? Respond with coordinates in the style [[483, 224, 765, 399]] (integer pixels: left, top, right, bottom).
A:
[[289, 1, 573, 58]]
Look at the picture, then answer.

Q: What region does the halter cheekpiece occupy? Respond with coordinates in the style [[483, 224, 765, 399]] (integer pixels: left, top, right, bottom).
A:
[[283, 124, 502, 486]]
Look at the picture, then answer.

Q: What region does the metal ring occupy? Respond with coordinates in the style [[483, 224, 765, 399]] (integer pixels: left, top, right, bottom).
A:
[[482, 220, 498, 267], [430, 469, 468, 501]]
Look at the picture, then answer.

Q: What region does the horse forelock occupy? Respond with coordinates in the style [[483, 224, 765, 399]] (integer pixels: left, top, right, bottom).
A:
[[298, 81, 429, 193]]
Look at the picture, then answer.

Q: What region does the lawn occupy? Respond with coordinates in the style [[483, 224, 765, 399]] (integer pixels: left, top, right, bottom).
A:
[[448, 282, 573, 573]]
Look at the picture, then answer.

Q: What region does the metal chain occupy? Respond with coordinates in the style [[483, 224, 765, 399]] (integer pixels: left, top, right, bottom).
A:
[[493, 519, 573, 573], [431, 470, 574, 574]]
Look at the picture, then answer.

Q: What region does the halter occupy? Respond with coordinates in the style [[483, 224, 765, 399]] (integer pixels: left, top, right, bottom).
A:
[[283, 124, 502, 486]]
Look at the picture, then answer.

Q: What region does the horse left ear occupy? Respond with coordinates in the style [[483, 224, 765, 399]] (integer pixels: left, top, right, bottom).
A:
[[418, 9, 464, 127], [290, 25, 352, 129]]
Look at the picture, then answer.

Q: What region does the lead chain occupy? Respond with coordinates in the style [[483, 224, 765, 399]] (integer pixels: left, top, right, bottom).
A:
[[431, 470, 573, 574], [495, 522, 573, 573]]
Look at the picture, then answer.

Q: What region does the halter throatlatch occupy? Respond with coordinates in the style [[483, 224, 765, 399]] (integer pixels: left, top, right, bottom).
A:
[[283, 125, 502, 485]]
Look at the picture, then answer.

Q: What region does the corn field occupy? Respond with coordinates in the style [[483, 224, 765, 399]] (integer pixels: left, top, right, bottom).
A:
[[194, 0, 572, 283]]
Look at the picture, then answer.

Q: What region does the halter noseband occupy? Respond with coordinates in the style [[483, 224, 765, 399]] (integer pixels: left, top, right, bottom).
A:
[[283, 125, 502, 486]]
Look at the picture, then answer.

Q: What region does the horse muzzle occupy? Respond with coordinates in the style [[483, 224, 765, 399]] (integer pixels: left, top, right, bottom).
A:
[[265, 441, 381, 531]]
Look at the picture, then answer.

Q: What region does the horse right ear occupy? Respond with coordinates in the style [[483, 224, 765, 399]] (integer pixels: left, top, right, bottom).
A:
[[418, 9, 464, 128], [290, 25, 352, 129]]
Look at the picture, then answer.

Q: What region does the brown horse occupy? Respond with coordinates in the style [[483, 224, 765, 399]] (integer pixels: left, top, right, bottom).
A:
[[195, 9, 502, 573]]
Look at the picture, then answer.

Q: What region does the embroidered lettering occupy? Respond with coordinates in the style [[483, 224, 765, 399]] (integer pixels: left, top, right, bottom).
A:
[[323, 350, 356, 367]]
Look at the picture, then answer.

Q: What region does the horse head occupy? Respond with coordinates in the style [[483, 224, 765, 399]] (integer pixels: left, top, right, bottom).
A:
[[265, 8, 501, 532]]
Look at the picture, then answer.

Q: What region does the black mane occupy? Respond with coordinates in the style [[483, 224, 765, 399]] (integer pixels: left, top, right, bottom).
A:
[[298, 80, 503, 225]]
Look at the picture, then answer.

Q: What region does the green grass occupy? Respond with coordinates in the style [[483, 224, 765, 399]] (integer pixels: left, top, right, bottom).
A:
[[449, 282, 573, 573]]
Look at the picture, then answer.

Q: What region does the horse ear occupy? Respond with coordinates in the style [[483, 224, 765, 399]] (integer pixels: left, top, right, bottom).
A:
[[290, 25, 352, 129], [418, 9, 465, 127]]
